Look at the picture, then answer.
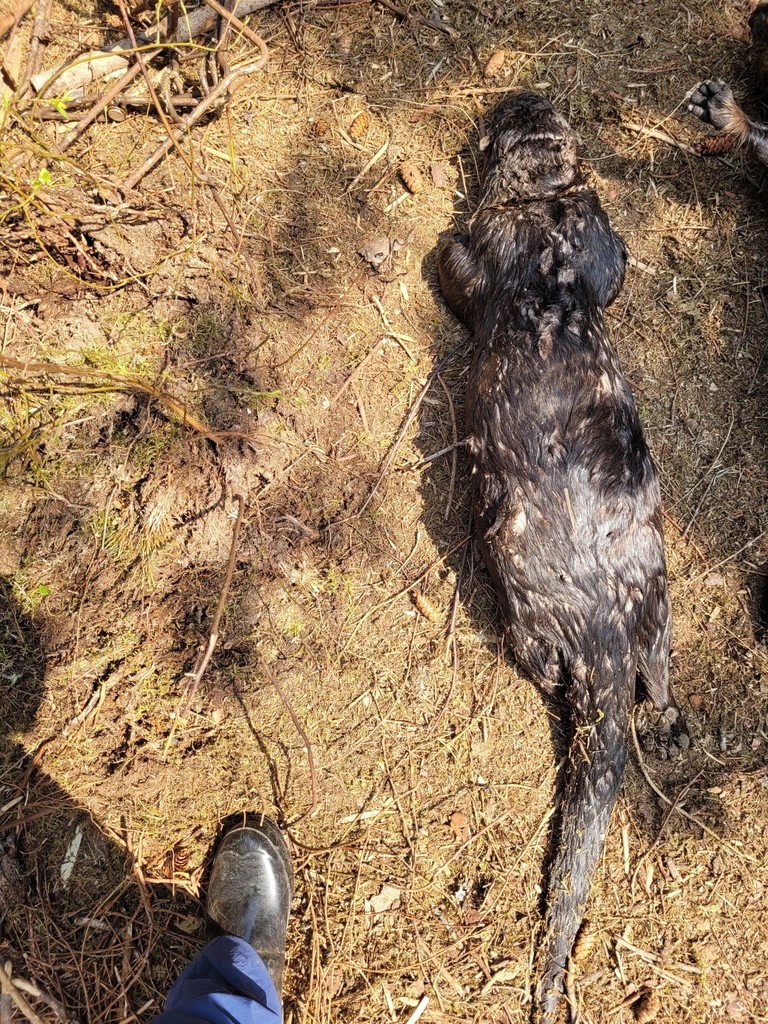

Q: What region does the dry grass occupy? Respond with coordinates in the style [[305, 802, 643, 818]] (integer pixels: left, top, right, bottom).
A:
[[1, 1, 768, 1022]]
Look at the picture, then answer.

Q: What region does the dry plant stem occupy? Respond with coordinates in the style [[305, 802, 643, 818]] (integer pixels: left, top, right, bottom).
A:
[[164, 494, 245, 756], [0, 961, 47, 1024], [200, 0, 266, 50], [630, 716, 755, 861], [427, 536, 469, 739], [345, 140, 389, 193], [358, 335, 470, 515], [630, 769, 705, 897], [58, 60, 144, 153], [122, 46, 267, 189], [258, 659, 319, 824], [437, 373, 457, 519], [330, 337, 385, 404], [0, 0, 35, 40], [8, 977, 75, 1024], [0, 355, 242, 441], [374, 0, 455, 36], [17, 0, 52, 97]]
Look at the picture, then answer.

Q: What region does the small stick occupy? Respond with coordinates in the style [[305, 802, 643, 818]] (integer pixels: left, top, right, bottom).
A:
[[630, 768, 705, 897], [200, 0, 266, 49], [57, 60, 145, 153], [345, 140, 389, 193], [630, 715, 755, 861], [329, 337, 385, 404], [375, 0, 455, 36], [404, 996, 430, 1024], [0, 961, 47, 1024], [429, 535, 470, 738], [0, 0, 35, 40], [259, 658, 318, 823], [122, 49, 267, 189], [17, 0, 53, 97], [622, 120, 698, 156], [8, 976, 76, 1024], [164, 495, 245, 756], [358, 335, 470, 515], [437, 373, 457, 520]]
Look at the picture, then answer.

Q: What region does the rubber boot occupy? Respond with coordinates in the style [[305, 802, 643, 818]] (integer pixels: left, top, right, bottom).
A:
[[207, 814, 293, 996]]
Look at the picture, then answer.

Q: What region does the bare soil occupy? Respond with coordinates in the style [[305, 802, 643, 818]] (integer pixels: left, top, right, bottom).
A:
[[1, 1, 768, 1022]]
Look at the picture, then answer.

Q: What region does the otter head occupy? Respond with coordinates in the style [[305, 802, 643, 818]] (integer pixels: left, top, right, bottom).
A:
[[478, 92, 581, 207]]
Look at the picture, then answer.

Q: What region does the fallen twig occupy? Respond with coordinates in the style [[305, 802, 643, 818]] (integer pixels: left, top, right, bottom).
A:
[[0, 355, 246, 441], [630, 715, 756, 861], [0, 960, 47, 1024], [29, 0, 278, 96], [57, 60, 144, 153], [7, 975, 77, 1024], [200, 0, 266, 51], [0, 0, 35, 40], [122, 49, 267, 189], [164, 494, 245, 757], [17, 0, 53, 97], [259, 658, 319, 824], [330, 337, 385, 404], [375, 0, 455, 36], [437, 373, 458, 520], [427, 535, 469, 738], [358, 335, 470, 515]]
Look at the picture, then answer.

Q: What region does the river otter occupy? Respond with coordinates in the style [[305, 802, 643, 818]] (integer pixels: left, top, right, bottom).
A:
[[688, 3, 768, 166], [437, 92, 689, 1023]]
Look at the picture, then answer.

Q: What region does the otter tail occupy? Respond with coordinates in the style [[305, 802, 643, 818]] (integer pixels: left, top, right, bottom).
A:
[[535, 643, 636, 1024]]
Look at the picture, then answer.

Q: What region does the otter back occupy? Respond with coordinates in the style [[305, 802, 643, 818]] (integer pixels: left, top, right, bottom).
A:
[[437, 91, 688, 1023]]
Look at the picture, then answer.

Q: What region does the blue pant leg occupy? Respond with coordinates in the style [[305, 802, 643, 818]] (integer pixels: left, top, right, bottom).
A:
[[149, 935, 281, 1024]]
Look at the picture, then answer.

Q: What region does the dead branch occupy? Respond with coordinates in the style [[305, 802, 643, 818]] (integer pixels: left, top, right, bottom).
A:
[[0, 960, 47, 1024], [374, 0, 456, 36], [17, 0, 53, 97], [6, 975, 77, 1024], [200, 0, 267, 51], [0, 355, 248, 441], [358, 335, 470, 516], [121, 48, 268, 190], [259, 659, 319, 824], [29, 0, 278, 96], [57, 60, 144, 153], [0, 0, 35, 40], [163, 494, 245, 758]]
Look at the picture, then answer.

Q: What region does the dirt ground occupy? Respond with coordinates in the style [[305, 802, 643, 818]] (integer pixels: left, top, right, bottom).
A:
[[1, 0, 768, 1022]]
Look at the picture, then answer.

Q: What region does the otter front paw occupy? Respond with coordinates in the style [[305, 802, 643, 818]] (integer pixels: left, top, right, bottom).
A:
[[688, 79, 736, 131]]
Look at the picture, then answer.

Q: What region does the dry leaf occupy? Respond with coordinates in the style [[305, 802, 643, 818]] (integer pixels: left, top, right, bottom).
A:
[[484, 49, 506, 79], [368, 883, 401, 914], [430, 162, 447, 187], [450, 810, 470, 842]]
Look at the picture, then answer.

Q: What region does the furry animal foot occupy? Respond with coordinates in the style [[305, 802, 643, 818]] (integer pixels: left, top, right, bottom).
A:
[[636, 703, 690, 760], [688, 79, 736, 130]]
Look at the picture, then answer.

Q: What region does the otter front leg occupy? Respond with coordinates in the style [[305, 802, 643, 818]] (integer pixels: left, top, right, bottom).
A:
[[437, 236, 485, 330]]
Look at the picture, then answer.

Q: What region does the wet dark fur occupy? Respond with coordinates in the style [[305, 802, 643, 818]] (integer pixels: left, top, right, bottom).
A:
[[688, 3, 768, 166], [438, 93, 688, 1023]]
